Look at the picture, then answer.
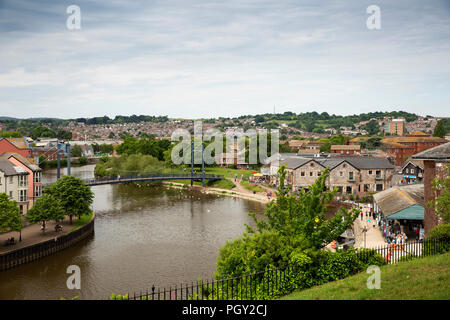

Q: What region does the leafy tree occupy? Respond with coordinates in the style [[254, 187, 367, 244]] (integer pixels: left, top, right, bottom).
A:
[[71, 145, 82, 157], [26, 194, 65, 231], [428, 164, 450, 224], [248, 166, 359, 249], [45, 175, 94, 224], [0, 193, 22, 233], [433, 120, 446, 138]]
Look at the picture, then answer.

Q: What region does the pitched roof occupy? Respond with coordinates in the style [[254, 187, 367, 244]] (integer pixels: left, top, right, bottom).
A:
[[412, 142, 450, 161], [382, 136, 446, 144], [2, 137, 28, 149], [280, 157, 316, 170], [330, 145, 361, 150], [0, 158, 30, 176], [373, 184, 425, 216], [2, 153, 41, 171]]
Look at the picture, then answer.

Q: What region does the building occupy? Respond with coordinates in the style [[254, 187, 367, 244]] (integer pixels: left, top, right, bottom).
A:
[[387, 118, 406, 136], [382, 135, 446, 166], [400, 159, 424, 184], [272, 156, 394, 196], [412, 142, 450, 235], [330, 145, 361, 155], [287, 140, 306, 152], [2, 153, 42, 208], [0, 158, 30, 215], [0, 137, 32, 159], [373, 184, 425, 241]]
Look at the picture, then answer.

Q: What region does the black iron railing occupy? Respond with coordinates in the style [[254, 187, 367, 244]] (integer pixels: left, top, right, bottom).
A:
[[115, 239, 448, 300]]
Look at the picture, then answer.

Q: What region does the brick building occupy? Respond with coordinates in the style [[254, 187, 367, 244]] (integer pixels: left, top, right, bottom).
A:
[[412, 142, 450, 236], [382, 134, 446, 166], [0, 138, 32, 159], [330, 144, 361, 155]]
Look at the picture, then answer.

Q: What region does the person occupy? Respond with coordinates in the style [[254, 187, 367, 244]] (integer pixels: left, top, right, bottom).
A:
[[372, 220, 376, 228], [415, 227, 420, 241], [360, 212, 363, 221]]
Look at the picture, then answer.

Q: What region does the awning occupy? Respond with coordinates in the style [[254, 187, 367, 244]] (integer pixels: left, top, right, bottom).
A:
[[386, 204, 424, 221]]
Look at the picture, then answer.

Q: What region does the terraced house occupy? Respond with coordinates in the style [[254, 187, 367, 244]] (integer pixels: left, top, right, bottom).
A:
[[0, 158, 30, 215], [272, 156, 394, 197]]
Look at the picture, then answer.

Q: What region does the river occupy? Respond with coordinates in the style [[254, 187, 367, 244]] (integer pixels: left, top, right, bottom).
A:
[[0, 165, 266, 300]]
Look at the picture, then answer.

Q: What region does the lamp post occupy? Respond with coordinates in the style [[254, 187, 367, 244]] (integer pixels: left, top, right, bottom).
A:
[[362, 226, 368, 248]]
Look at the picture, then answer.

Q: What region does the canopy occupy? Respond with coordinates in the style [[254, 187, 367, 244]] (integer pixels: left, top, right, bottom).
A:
[[386, 204, 424, 221], [253, 173, 263, 177]]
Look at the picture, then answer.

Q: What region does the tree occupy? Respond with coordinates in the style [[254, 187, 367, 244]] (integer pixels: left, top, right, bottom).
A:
[[248, 166, 359, 249], [433, 120, 446, 138], [45, 175, 94, 224], [216, 165, 360, 278], [428, 164, 450, 224], [26, 194, 65, 232], [0, 193, 22, 234], [71, 145, 82, 157]]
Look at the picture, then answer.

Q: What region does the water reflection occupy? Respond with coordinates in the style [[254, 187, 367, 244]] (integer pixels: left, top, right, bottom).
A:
[[0, 165, 265, 300]]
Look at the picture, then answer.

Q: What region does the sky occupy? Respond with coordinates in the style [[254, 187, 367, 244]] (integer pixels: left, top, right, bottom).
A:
[[0, 0, 449, 119]]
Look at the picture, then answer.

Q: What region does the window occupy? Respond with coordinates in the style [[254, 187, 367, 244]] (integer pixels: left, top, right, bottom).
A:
[[406, 168, 409, 173], [9, 176, 13, 184], [376, 184, 383, 191], [9, 191, 13, 199], [318, 172, 321, 176], [301, 172, 305, 177], [34, 172, 41, 183], [339, 171, 343, 177], [19, 175, 27, 187], [369, 170, 372, 175], [0, 177, 2, 185], [411, 168, 415, 174], [310, 172, 313, 177], [35, 185, 42, 198], [349, 172, 354, 180], [346, 186, 352, 193], [19, 190, 27, 202]]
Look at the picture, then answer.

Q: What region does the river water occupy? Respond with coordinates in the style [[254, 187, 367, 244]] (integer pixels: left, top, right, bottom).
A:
[[0, 165, 265, 300]]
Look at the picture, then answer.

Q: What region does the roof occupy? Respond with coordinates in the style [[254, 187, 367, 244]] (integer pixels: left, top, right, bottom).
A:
[[386, 204, 424, 221], [401, 158, 424, 171], [412, 142, 450, 161], [382, 136, 446, 144], [2, 153, 41, 171], [373, 184, 424, 216], [277, 156, 394, 171], [330, 145, 361, 151], [288, 140, 306, 148], [2, 137, 28, 149], [407, 131, 429, 136], [0, 158, 30, 176]]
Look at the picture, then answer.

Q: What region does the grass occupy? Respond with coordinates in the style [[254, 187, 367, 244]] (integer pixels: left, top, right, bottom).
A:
[[70, 211, 94, 232], [281, 252, 450, 300], [240, 180, 265, 193]]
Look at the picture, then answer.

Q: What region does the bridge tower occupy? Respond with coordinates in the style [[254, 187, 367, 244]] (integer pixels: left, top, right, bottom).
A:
[[191, 140, 205, 187]]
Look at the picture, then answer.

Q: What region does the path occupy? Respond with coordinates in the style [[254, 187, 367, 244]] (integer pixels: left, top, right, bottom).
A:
[[353, 205, 386, 248], [0, 217, 74, 254]]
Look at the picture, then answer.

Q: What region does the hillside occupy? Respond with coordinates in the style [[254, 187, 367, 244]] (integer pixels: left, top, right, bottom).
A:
[[281, 252, 450, 300]]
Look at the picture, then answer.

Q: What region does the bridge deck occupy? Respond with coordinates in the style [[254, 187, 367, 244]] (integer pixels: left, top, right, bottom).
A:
[[43, 174, 223, 187]]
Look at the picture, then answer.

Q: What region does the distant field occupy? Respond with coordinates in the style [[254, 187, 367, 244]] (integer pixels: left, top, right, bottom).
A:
[[281, 252, 450, 300]]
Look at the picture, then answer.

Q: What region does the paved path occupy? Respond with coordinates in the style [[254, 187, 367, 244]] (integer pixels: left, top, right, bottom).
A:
[[353, 205, 386, 248], [0, 217, 74, 254]]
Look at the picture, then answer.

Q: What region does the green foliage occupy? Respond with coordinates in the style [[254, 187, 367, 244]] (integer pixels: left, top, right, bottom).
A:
[[45, 175, 94, 222], [428, 164, 450, 224], [216, 165, 360, 280], [0, 130, 22, 138], [0, 193, 21, 233], [94, 154, 163, 177], [425, 224, 450, 254], [71, 145, 82, 157], [433, 119, 446, 138], [27, 194, 65, 231]]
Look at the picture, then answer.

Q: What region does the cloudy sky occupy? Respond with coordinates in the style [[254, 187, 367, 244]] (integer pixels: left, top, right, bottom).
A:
[[0, 0, 449, 119]]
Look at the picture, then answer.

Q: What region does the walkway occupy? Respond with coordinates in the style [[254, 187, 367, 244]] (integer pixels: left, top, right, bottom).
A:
[[353, 205, 387, 248], [0, 217, 73, 254]]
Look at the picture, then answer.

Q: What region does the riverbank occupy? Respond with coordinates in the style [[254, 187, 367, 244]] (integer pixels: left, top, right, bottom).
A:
[[0, 213, 95, 271], [162, 179, 273, 204]]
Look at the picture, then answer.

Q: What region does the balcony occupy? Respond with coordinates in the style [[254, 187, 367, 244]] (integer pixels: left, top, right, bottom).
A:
[[375, 174, 383, 180]]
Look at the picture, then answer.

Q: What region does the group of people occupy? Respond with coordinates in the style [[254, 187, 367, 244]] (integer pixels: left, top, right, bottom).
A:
[[386, 230, 408, 245], [382, 220, 424, 244]]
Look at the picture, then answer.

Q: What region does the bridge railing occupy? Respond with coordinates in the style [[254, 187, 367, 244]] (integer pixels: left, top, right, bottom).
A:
[[43, 173, 224, 187]]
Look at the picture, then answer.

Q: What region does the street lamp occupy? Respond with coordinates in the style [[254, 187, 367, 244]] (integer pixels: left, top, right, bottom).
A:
[[362, 226, 368, 248]]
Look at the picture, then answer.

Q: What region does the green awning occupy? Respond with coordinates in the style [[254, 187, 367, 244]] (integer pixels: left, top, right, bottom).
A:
[[386, 204, 424, 221]]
